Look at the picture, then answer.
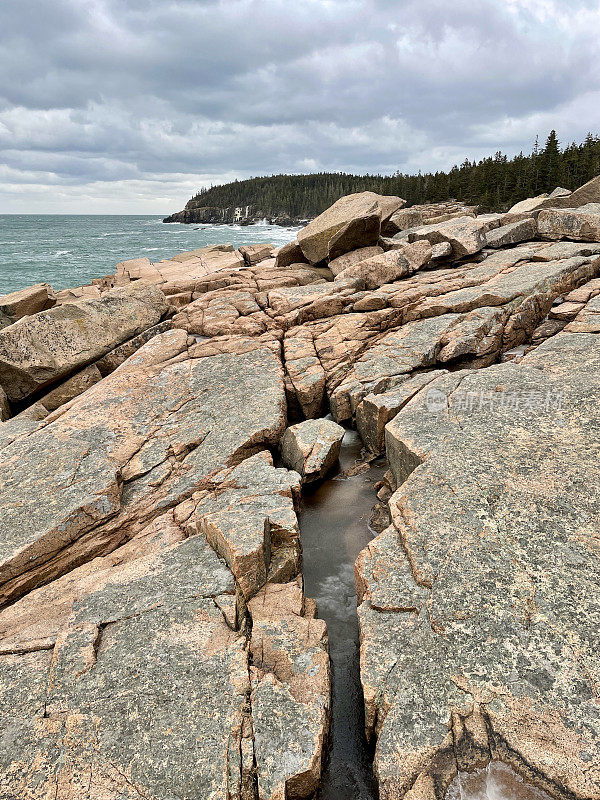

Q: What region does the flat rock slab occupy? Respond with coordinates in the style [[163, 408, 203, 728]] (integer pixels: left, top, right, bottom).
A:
[[281, 418, 345, 483], [0, 496, 247, 799], [0, 329, 286, 607], [334, 242, 432, 289], [116, 244, 245, 288], [250, 580, 330, 800], [0, 449, 327, 799], [384, 201, 477, 236], [0, 282, 168, 403], [485, 218, 537, 248], [356, 329, 600, 799], [328, 245, 384, 277], [537, 205, 600, 242]]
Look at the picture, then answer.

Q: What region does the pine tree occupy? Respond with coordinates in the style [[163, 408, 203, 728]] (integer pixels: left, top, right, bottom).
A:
[[181, 131, 598, 218], [538, 130, 562, 191]]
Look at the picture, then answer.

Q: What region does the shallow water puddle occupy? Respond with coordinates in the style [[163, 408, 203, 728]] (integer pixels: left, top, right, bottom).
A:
[[299, 429, 384, 800], [447, 762, 554, 800]]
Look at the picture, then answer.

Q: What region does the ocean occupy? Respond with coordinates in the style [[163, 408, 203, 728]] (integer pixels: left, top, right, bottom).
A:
[[0, 215, 300, 295]]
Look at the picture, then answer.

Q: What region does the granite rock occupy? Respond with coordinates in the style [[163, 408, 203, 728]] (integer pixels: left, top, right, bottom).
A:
[[537, 205, 600, 242], [281, 418, 345, 483], [275, 240, 308, 269], [328, 245, 384, 277], [0, 282, 56, 329], [298, 192, 405, 264], [356, 330, 600, 799], [0, 329, 287, 607], [239, 243, 275, 266], [334, 242, 432, 289], [0, 282, 168, 403], [484, 218, 537, 248], [405, 216, 487, 259]]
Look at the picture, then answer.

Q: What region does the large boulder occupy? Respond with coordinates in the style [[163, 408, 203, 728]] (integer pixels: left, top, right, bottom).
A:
[[537, 204, 600, 242], [546, 174, 600, 208], [297, 192, 405, 264], [383, 201, 478, 236], [0, 282, 168, 403], [508, 193, 551, 214], [509, 176, 600, 215], [275, 239, 308, 268], [334, 241, 432, 289], [0, 282, 56, 329], [281, 418, 345, 483], [548, 186, 572, 198], [405, 216, 487, 258], [485, 218, 537, 248]]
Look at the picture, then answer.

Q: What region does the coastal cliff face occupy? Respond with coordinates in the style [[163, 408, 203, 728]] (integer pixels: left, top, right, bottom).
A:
[[1, 180, 600, 799], [163, 198, 302, 226]]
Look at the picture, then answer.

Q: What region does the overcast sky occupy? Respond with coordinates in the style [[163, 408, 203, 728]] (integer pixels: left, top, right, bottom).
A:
[[1, 0, 599, 214]]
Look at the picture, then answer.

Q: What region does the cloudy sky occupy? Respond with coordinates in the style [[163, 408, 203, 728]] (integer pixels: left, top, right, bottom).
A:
[[1, 0, 599, 214]]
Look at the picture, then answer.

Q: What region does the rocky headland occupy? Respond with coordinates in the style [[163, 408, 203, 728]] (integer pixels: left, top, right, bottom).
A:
[[1, 177, 600, 799], [163, 201, 304, 226]]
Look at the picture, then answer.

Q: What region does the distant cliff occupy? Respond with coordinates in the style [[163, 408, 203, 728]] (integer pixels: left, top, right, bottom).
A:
[[162, 172, 396, 225], [163, 200, 303, 226], [163, 132, 600, 225]]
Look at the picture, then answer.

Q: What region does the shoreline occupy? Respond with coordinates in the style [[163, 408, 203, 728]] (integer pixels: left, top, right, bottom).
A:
[[1, 183, 600, 799]]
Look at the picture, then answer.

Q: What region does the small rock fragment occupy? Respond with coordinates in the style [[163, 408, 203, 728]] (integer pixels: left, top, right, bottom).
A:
[[281, 418, 345, 483], [431, 241, 452, 259]]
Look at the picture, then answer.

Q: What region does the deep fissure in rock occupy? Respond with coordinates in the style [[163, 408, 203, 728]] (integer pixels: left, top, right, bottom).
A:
[[299, 429, 384, 800]]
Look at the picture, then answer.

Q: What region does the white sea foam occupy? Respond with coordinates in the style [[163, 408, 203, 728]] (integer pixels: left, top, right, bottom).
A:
[[0, 216, 298, 294]]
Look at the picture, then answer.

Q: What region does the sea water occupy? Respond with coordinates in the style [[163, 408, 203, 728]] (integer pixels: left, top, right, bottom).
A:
[[0, 215, 299, 295], [447, 762, 553, 800]]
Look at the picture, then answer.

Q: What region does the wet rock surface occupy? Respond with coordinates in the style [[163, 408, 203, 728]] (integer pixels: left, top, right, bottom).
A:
[[3, 179, 600, 799], [299, 431, 384, 800]]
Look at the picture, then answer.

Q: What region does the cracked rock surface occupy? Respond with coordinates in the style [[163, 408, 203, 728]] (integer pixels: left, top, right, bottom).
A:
[[357, 326, 600, 799], [0, 331, 329, 798], [2, 180, 600, 799]]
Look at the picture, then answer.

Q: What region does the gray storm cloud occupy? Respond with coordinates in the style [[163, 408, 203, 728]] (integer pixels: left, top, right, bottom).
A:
[[1, 0, 599, 212]]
